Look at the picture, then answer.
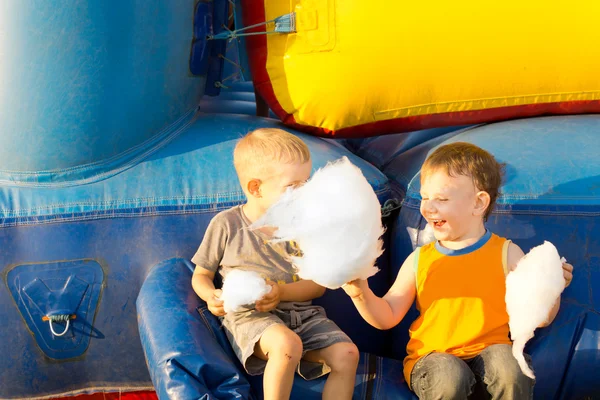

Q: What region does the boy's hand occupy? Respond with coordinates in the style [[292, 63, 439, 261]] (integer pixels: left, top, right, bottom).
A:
[[562, 262, 573, 289], [255, 280, 281, 312], [207, 289, 226, 316], [342, 279, 367, 300]]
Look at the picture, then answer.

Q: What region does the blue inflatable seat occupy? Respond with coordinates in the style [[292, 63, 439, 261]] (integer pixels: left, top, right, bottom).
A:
[[137, 259, 414, 400], [136, 115, 600, 399]]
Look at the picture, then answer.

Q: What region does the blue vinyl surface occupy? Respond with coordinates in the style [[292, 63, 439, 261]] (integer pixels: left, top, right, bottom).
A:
[[4, 5, 600, 396], [0, 113, 391, 398], [136, 114, 600, 399], [137, 259, 415, 400], [0, 1, 205, 175], [7, 259, 104, 360]]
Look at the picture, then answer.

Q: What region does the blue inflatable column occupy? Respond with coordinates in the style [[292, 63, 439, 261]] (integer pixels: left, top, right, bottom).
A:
[[0, 1, 206, 179]]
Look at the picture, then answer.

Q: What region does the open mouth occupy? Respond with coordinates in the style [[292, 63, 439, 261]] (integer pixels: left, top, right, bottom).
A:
[[431, 219, 446, 228]]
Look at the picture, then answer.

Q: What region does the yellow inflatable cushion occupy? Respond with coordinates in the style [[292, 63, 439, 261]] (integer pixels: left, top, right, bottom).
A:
[[242, 0, 600, 137]]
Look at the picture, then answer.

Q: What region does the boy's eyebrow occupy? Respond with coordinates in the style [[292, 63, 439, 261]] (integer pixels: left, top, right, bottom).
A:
[[420, 189, 447, 196]]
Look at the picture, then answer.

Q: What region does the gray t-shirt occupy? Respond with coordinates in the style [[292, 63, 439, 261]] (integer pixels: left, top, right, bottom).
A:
[[192, 206, 353, 381], [192, 205, 301, 284]]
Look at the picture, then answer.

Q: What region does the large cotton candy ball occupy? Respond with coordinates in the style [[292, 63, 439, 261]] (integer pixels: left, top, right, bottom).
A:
[[251, 156, 384, 289], [505, 241, 565, 379]]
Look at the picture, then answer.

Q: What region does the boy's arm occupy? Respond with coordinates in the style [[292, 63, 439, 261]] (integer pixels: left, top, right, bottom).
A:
[[506, 242, 573, 328], [190, 213, 229, 316], [342, 250, 417, 330], [191, 266, 217, 300], [255, 279, 325, 312], [192, 266, 225, 316]]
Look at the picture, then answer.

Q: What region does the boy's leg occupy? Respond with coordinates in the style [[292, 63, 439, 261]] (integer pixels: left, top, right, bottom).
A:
[[254, 324, 303, 400], [410, 353, 475, 400], [469, 344, 534, 400], [303, 342, 359, 400]]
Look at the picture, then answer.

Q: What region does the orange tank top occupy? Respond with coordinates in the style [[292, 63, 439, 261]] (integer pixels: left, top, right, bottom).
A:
[[403, 231, 512, 386]]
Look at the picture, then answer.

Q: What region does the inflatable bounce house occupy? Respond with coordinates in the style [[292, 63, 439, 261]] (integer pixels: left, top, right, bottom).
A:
[[2, 1, 600, 399]]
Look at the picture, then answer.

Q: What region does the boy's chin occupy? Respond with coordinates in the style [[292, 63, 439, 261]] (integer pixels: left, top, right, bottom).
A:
[[431, 229, 452, 243], [432, 232, 445, 242]]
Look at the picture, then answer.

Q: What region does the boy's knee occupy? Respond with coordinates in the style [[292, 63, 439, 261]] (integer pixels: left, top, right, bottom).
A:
[[414, 372, 472, 399], [475, 346, 534, 398], [484, 361, 534, 399], [328, 342, 359, 373], [479, 345, 534, 388], [271, 330, 303, 363], [411, 354, 474, 399], [436, 370, 473, 398], [492, 360, 532, 387], [437, 380, 471, 399]]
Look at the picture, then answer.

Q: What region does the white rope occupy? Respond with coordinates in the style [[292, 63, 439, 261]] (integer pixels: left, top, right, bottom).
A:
[[47, 316, 71, 337]]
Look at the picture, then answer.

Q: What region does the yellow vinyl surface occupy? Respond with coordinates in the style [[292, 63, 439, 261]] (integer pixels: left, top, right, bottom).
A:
[[261, 1, 600, 131]]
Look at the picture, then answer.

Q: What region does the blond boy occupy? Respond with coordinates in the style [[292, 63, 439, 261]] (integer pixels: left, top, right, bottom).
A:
[[343, 142, 573, 399], [192, 128, 359, 400]]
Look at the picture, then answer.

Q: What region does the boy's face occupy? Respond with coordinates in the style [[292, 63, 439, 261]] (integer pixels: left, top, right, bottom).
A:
[[255, 160, 312, 212], [419, 168, 485, 243]]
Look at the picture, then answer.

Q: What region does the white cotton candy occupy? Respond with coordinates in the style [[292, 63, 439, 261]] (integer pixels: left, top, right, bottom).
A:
[[505, 241, 565, 379], [220, 270, 272, 313], [419, 223, 437, 246], [250, 156, 384, 289]]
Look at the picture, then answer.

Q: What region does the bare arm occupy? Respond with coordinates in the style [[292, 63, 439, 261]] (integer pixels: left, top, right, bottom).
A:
[[255, 279, 325, 312], [191, 266, 225, 316], [192, 266, 217, 300], [343, 250, 417, 330]]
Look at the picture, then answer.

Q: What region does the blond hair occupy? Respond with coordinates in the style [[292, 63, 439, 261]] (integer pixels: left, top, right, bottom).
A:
[[421, 142, 504, 221], [234, 128, 311, 181]]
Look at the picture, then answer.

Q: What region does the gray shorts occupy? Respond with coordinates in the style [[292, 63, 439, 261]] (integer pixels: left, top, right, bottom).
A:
[[222, 301, 352, 380]]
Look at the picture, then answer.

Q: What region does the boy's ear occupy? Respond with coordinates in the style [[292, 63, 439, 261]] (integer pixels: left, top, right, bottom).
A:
[[247, 178, 262, 198], [473, 191, 491, 217]]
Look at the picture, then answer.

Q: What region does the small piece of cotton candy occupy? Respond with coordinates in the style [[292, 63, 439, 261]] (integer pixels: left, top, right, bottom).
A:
[[505, 241, 565, 379], [250, 156, 384, 289], [220, 270, 272, 313]]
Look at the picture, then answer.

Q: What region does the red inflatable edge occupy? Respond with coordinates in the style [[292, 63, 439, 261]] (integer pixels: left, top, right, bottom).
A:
[[241, 3, 600, 138], [319, 101, 600, 138], [241, 1, 297, 126], [54, 391, 157, 400]]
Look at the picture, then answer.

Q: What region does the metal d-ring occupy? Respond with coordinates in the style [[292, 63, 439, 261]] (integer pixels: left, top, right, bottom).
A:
[[45, 314, 73, 337]]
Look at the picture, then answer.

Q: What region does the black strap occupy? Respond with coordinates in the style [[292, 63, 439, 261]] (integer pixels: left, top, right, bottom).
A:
[[365, 352, 378, 399]]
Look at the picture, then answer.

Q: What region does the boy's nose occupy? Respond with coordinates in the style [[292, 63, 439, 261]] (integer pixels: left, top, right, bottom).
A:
[[420, 200, 435, 214]]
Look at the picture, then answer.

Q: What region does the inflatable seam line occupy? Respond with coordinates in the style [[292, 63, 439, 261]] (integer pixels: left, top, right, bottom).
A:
[[0, 107, 199, 188]]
